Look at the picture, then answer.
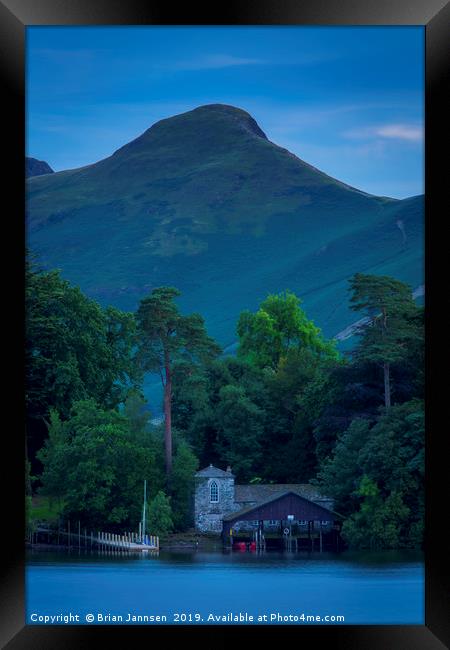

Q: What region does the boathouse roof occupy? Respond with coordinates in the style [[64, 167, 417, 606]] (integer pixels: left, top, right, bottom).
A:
[[234, 483, 324, 504], [222, 490, 344, 523]]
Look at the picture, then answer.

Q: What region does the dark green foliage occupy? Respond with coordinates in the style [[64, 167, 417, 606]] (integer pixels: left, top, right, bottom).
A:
[[172, 356, 267, 481], [214, 384, 265, 481], [316, 400, 424, 547], [172, 291, 340, 484], [315, 418, 373, 516], [349, 273, 423, 408], [340, 476, 410, 550], [28, 261, 424, 544], [122, 388, 152, 440], [147, 491, 174, 537], [169, 439, 199, 531], [37, 400, 165, 529], [26, 259, 138, 469], [235, 292, 340, 482]]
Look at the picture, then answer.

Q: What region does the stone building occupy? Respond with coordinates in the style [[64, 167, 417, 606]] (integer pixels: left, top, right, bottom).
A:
[[194, 464, 335, 535]]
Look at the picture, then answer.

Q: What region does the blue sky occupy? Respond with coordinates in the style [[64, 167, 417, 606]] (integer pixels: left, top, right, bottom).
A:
[[26, 26, 424, 198]]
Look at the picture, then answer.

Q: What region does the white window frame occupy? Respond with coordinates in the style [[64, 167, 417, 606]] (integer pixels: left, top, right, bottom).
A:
[[210, 480, 219, 503]]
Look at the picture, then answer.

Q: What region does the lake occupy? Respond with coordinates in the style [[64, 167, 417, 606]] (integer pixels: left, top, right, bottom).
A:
[[26, 548, 424, 625]]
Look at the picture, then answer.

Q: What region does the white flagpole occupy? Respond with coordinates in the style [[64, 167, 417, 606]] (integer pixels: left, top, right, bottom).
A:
[[142, 479, 147, 543]]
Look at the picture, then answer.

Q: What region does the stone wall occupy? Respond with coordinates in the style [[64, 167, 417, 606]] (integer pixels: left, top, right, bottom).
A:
[[194, 475, 237, 534]]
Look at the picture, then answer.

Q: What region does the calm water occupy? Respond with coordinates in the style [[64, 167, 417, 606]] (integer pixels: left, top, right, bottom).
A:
[[26, 549, 424, 625]]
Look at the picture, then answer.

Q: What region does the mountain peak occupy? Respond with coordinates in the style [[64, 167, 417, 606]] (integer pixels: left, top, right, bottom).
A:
[[186, 104, 268, 140], [111, 103, 268, 159], [26, 157, 54, 178]]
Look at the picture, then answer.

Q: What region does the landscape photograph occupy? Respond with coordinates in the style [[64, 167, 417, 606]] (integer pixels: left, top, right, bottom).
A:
[[25, 25, 424, 626]]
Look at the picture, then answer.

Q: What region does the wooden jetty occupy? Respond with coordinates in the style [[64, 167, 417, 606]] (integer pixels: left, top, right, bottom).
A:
[[96, 530, 159, 552], [28, 524, 159, 554]]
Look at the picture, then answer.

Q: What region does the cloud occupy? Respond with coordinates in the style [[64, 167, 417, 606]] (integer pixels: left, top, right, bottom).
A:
[[376, 124, 423, 141], [163, 54, 266, 71], [343, 123, 423, 142]]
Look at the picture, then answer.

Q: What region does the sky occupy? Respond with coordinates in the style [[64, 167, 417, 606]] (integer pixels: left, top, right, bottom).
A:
[[26, 26, 424, 199]]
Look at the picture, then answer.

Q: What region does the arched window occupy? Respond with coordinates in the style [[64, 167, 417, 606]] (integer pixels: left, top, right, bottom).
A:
[[210, 481, 219, 503]]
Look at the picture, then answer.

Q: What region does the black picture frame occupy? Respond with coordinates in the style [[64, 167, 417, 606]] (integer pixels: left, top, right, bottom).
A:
[[2, 1, 448, 648]]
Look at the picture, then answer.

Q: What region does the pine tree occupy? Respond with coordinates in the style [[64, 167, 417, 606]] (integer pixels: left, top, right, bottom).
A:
[[136, 287, 221, 475], [348, 274, 422, 410]]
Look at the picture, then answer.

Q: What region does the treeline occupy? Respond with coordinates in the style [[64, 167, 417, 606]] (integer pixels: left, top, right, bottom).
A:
[[26, 258, 424, 548]]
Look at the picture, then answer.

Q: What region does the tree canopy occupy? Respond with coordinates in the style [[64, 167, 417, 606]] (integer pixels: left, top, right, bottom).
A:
[[237, 290, 339, 370], [26, 260, 138, 470], [136, 287, 221, 475], [348, 274, 423, 409]]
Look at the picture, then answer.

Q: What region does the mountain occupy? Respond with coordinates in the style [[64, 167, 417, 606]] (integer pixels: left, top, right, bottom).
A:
[[26, 157, 54, 178], [26, 104, 424, 353]]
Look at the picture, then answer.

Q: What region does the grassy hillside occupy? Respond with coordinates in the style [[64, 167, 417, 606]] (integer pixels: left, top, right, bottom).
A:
[[26, 104, 424, 410]]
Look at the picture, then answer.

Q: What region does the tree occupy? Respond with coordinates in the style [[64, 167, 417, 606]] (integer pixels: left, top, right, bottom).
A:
[[169, 439, 199, 531], [261, 347, 338, 481], [214, 384, 265, 481], [37, 400, 164, 529], [147, 491, 173, 537], [26, 260, 138, 470], [123, 388, 152, 441], [340, 476, 410, 550], [315, 418, 372, 516], [237, 290, 338, 370], [136, 287, 221, 476], [348, 274, 422, 410], [315, 400, 424, 548]]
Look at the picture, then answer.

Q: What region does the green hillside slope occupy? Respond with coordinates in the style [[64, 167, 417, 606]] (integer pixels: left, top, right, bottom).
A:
[[26, 104, 423, 352]]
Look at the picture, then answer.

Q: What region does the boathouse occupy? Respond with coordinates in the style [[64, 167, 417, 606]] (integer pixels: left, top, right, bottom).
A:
[[194, 464, 341, 544]]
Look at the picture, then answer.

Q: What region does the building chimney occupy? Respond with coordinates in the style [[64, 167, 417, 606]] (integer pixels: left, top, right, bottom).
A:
[[226, 466, 232, 473]]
